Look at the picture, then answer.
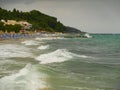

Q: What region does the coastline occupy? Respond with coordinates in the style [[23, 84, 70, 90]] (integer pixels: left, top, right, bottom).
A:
[[0, 33, 37, 41], [0, 32, 92, 43]]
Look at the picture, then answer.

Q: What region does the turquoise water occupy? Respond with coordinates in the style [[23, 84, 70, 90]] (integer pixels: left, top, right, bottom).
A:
[[0, 34, 120, 90]]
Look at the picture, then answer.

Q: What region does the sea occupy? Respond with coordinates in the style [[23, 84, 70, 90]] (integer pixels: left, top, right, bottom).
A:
[[0, 34, 120, 90]]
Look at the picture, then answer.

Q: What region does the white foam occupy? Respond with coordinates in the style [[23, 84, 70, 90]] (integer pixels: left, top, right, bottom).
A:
[[35, 49, 78, 64], [21, 40, 41, 46], [35, 49, 91, 64], [36, 37, 65, 41], [0, 44, 33, 58], [38, 45, 49, 50], [74, 54, 90, 58], [0, 64, 48, 90]]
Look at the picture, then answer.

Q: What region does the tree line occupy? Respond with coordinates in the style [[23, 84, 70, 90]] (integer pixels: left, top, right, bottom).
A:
[[0, 21, 21, 33], [0, 7, 67, 33]]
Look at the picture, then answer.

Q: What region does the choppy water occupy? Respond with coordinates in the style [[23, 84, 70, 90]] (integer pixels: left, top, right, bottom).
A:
[[0, 34, 120, 90]]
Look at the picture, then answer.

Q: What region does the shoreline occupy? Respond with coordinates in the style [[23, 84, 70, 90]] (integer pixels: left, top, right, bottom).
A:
[[0, 32, 92, 42], [0, 33, 37, 41]]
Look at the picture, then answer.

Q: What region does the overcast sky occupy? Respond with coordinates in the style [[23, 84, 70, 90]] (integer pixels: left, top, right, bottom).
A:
[[0, 0, 120, 33]]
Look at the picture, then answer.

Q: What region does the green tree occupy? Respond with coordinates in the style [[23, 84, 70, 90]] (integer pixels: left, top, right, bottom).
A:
[[5, 24, 21, 33], [55, 22, 66, 32], [0, 21, 5, 32], [5, 25, 13, 33], [14, 24, 22, 33], [0, 7, 67, 33]]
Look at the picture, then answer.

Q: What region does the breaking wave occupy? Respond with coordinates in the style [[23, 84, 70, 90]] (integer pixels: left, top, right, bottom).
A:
[[38, 45, 49, 50], [35, 49, 89, 64], [0, 44, 33, 58], [36, 37, 65, 41], [0, 64, 49, 90], [21, 40, 41, 46]]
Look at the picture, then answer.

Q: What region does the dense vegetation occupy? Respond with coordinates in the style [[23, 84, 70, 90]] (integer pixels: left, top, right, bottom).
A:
[[0, 7, 66, 33], [66, 26, 84, 33]]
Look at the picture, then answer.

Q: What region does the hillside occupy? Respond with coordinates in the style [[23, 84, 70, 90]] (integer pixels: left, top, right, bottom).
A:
[[0, 7, 66, 32], [66, 26, 86, 34], [0, 7, 86, 34]]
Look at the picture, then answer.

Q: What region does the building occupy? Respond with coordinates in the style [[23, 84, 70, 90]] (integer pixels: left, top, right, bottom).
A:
[[1, 20, 32, 30]]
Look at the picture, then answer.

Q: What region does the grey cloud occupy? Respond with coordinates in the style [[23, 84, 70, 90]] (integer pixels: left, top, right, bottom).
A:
[[0, 0, 40, 6], [1, 0, 120, 33]]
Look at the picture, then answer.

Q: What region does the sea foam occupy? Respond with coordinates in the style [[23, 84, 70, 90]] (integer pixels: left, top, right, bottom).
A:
[[35, 49, 73, 64], [21, 40, 41, 46], [35, 49, 88, 64], [36, 37, 65, 41], [0, 64, 48, 90], [0, 44, 33, 58], [38, 45, 49, 50]]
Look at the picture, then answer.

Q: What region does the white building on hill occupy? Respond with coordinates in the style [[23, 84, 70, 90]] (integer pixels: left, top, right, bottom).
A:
[[1, 20, 32, 30]]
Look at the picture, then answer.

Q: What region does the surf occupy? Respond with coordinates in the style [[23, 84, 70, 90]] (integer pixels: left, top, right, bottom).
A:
[[21, 40, 42, 46], [35, 49, 90, 64], [0, 44, 33, 58], [36, 37, 65, 41], [38, 45, 49, 50], [0, 64, 49, 90]]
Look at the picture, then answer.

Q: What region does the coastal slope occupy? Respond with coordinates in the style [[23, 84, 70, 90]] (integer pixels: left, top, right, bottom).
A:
[[0, 7, 86, 34]]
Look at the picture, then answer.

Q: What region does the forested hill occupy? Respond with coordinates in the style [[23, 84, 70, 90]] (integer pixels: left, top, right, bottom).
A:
[[0, 7, 66, 32], [0, 7, 84, 33], [66, 26, 85, 34]]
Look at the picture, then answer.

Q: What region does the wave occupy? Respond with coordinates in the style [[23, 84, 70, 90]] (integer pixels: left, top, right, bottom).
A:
[[0, 44, 33, 58], [21, 40, 42, 46], [35, 49, 89, 64], [36, 37, 65, 41], [0, 64, 49, 90], [38, 45, 49, 50]]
